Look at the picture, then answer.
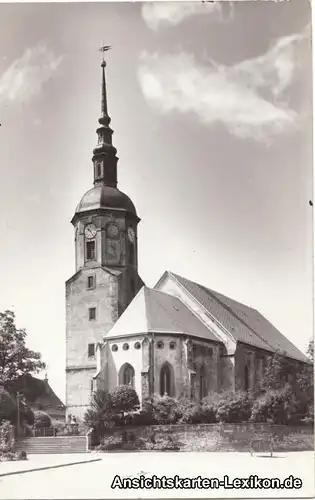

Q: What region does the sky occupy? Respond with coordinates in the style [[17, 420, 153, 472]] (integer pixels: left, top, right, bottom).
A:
[[0, 1, 313, 401]]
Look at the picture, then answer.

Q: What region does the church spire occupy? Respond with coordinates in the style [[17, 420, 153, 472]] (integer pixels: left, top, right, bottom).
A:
[[100, 60, 109, 126], [92, 47, 118, 189]]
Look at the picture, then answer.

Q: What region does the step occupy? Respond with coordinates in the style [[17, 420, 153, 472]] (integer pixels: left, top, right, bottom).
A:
[[15, 436, 88, 454]]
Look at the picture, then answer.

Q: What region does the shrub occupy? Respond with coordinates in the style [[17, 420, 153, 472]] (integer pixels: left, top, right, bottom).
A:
[[0, 450, 27, 462], [208, 391, 253, 423], [149, 395, 181, 425], [33, 410, 52, 428], [145, 431, 180, 451], [15, 450, 27, 460], [178, 398, 216, 424], [0, 419, 14, 453], [110, 386, 140, 415], [250, 386, 301, 425], [97, 434, 123, 451]]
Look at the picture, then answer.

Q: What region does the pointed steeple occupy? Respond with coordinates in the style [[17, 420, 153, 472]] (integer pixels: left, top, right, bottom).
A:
[[92, 54, 118, 188], [100, 60, 109, 126]]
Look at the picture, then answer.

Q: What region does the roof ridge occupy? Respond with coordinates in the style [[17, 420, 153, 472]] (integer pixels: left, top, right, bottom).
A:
[[169, 272, 235, 344], [143, 287, 153, 333]]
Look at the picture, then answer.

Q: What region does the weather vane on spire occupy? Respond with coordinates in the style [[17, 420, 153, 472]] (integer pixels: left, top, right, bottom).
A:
[[98, 45, 112, 65]]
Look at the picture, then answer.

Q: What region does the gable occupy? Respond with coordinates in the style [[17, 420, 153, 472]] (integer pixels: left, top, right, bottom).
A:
[[154, 272, 236, 353]]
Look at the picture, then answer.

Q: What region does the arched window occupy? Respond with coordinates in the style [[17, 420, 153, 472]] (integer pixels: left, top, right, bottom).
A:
[[160, 363, 173, 396], [199, 366, 207, 400], [244, 364, 249, 391], [119, 363, 135, 388]]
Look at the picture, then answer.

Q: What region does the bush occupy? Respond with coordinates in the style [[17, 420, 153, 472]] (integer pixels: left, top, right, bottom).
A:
[[15, 450, 27, 460], [148, 395, 181, 425], [33, 410, 52, 428], [110, 386, 140, 415], [250, 387, 301, 425], [97, 434, 123, 451], [143, 431, 180, 451], [0, 450, 27, 462], [0, 419, 14, 453], [208, 391, 253, 423], [178, 398, 216, 424]]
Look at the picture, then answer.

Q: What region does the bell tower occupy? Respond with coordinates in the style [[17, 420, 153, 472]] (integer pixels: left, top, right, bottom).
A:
[[65, 49, 143, 419]]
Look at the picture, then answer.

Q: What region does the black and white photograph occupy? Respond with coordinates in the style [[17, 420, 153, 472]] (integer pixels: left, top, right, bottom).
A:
[[0, 0, 314, 498]]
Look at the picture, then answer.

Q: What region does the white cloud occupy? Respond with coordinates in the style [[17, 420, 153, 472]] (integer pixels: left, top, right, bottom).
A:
[[138, 31, 308, 142], [0, 44, 63, 106], [141, 1, 226, 31]]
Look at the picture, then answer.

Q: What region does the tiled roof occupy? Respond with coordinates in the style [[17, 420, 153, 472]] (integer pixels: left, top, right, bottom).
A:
[[169, 272, 308, 363], [145, 288, 219, 341], [105, 287, 219, 342], [13, 375, 65, 411]]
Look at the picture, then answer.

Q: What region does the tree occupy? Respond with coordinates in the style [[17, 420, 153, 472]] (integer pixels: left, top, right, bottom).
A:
[[84, 389, 114, 438], [251, 386, 300, 425], [295, 339, 314, 422], [307, 339, 314, 362], [0, 311, 45, 388], [261, 350, 290, 391], [34, 410, 52, 428], [110, 385, 140, 416]]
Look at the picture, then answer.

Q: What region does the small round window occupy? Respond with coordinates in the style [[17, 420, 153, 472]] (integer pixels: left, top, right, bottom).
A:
[[123, 343, 129, 351], [112, 344, 118, 352], [156, 340, 164, 349], [134, 342, 141, 350], [169, 341, 176, 350]]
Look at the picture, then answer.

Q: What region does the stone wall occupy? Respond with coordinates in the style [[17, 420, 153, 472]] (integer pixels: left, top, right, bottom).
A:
[[106, 423, 314, 453]]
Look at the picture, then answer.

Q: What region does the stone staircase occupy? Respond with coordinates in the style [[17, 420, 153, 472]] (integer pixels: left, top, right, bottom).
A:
[[15, 436, 88, 454]]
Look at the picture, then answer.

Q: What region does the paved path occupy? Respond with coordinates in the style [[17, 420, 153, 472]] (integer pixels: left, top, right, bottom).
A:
[[0, 453, 100, 476], [0, 451, 313, 498]]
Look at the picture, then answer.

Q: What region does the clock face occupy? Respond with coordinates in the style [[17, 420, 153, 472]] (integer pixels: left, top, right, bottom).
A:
[[107, 224, 119, 238], [128, 227, 135, 243], [84, 224, 97, 239]]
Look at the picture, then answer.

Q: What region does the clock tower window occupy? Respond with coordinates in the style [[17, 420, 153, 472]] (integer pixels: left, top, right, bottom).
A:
[[96, 163, 102, 178], [86, 241, 96, 260]]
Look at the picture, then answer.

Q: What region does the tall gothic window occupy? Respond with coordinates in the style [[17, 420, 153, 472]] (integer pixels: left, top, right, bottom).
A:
[[160, 363, 173, 396], [120, 363, 135, 387], [199, 366, 207, 400]]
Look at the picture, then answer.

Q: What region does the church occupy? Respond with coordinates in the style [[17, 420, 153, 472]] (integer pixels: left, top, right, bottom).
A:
[[65, 57, 308, 419]]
